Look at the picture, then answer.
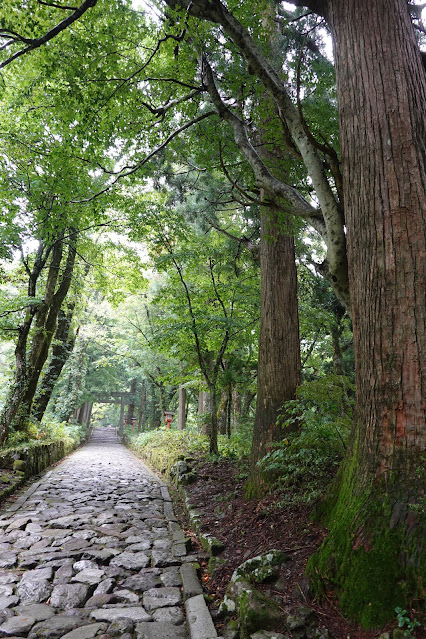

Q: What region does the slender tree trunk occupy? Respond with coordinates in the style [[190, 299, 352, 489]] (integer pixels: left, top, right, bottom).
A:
[[217, 390, 229, 435], [331, 323, 344, 376], [77, 403, 87, 425], [150, 382, 162, 429], [178, 386, 187, 430], [31, 305, 76, 423], [249, 208, 301, 490], [126, 378, 137, 426], [309, 0, 426, 626], [198, 389, 211, 435], [118, 395, 125, 437], [241, 390, 255, 419], [137, 381, 146, 430], [85, 402, 93, 431], [208, 383, 219, 455], [232, 389, 241, 430], [227, 386, 232, 437]]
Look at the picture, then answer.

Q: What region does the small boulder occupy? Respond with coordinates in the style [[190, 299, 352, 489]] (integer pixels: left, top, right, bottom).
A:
[[233, 551, 288, 584], [227, 578, 282, 639]]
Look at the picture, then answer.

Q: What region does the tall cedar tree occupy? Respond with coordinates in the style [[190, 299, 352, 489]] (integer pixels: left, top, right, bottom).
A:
[[165, 0, 425, 625]]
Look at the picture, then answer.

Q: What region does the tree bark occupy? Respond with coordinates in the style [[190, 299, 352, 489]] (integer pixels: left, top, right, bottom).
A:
[[118, 395, 125, 437], [126, 378, 137, 426], [0, 234, 77, 445], [331, 323, 344, 376], [249, 208, 301, 490], [137, 381, 146, 430], [85, 402, 93, 431], [232, 389, 241, 430], [198, 389, 211, 436], [217, 389, 229, 435], [178, 386, 187, 430], [308, 0, 426, 626], [31, 305, 76, 423]]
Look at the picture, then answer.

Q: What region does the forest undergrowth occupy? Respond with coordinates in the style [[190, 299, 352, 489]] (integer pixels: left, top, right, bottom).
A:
[[127, 379, 425, 639]]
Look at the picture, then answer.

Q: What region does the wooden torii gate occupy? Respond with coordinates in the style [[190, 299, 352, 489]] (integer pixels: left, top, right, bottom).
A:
[[93, 391, 135, 438]]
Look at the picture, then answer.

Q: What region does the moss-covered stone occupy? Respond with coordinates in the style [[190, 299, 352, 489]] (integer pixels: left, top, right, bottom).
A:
[[234, 550, 288, 584], [179, 471, 197, 485], [13, 460, 26, 472], [200, 533, 225, 555], [218, 594, 237, 618], [286, 606, 315, 631], [188, 508, 203, 531], [231, 578, 282, 639]]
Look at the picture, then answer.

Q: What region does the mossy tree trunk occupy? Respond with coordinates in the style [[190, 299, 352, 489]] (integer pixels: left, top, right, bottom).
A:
[[308, 0, 426, 627], [0, 234, 77, 445], [31, 304, 76, 423]]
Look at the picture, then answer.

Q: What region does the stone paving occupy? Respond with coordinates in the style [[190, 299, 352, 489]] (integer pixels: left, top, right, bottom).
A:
[[0, 429, 216, 639]]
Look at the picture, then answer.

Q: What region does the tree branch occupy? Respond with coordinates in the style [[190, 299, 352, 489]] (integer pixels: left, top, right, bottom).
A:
[[71, 111, 216, 203], [203, 57, 321, 222], [0, 0, 98, 69]]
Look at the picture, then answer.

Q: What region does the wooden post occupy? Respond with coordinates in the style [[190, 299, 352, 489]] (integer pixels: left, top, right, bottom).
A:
[[178, 386, 187, 430]]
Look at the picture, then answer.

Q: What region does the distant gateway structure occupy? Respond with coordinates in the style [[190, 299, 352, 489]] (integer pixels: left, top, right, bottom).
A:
[[76, 391, 136, 437]]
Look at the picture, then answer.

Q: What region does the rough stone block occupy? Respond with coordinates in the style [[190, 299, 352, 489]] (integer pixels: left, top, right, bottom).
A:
[[185, 594, 217, 639]]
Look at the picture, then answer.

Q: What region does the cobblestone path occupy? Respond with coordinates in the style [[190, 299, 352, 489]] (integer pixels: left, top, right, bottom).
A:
[[0, 429, 215, 639]]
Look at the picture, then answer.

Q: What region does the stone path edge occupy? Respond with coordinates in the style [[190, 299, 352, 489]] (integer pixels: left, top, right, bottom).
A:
[[0, 439, 84, 514], [122, 442, 223, 639], [115, 440, 221, 639]]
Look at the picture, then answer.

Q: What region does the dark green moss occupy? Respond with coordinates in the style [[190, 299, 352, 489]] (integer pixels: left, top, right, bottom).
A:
[[307, 440, 425, 628]]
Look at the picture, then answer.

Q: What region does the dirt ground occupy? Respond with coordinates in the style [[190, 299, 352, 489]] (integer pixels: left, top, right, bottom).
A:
[[177, 457, 425, 639]]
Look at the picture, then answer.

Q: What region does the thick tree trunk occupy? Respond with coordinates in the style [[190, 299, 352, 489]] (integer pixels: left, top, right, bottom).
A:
[[249, 209, 301, 490], [0, 236, 77, 445], [309, 0, 426, 627]]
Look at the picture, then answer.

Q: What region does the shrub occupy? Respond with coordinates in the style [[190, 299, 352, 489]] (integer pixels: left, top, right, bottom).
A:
[[259, 375, 355, 506]]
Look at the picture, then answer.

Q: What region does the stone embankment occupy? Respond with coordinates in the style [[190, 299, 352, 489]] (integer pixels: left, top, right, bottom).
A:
[[0, 428, 217, 639]]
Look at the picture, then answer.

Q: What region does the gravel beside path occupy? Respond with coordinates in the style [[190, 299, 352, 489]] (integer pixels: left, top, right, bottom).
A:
[[0, 429, 216, 639]]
